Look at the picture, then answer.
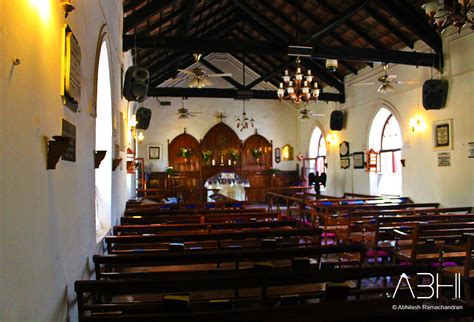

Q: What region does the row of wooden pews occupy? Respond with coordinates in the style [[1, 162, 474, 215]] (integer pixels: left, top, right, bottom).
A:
[[74, 198, 474, 321]]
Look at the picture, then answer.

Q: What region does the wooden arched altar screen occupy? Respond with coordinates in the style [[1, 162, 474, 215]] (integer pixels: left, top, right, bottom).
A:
[[168, 132, 201, 172], [201, 122, 242, 179], [242, 133, 272, 172]]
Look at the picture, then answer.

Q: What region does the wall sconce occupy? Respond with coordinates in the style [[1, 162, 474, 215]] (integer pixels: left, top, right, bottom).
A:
[[94, 150, 107, 168], [59, 1, 75, 18], [129, 114, 144, 143], [409, 115, 427, 132], [137, 131, 145, 143], [47, 136, 72, 169], [326, 133, 338, 144]]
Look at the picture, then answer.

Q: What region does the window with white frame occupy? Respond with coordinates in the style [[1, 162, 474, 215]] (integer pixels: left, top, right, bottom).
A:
[[369, 108, 402, 196]]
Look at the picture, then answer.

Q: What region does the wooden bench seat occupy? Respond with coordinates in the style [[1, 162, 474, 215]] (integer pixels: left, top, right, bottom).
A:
[[121, 212, 283, 225], [75, 264, 426, 321], [94, 243, 366, 280], [105, 227, 322, 253], [113, 219, 299, 235]]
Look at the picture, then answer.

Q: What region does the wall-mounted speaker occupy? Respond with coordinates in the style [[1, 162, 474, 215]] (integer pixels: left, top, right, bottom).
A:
[[423, 79, 448, 110], [330, 110, 344, 131], [136, 107, 151, 130], [123, 66, 149, 101]]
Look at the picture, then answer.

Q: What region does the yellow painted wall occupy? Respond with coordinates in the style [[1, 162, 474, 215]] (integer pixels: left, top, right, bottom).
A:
[[0, 1, 128, 321]]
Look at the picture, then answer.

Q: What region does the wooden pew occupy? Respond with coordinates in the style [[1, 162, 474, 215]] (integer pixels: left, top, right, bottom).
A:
[[343, 207, 473, 243], [105, 227, 322, 253], [113, 219, 300, 235], [125, 200, 249, 210], [75, 264, 425, 322], [125, 207, 267, 217], [120, 212, 283, 225], [393, 221, 474, 264], [312, 202, 440, 244], [438, 233, 474, 300], [93, 242, 366, 280]]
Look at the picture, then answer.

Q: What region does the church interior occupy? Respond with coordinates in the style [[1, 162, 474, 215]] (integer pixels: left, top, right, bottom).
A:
[[1, 0, 474, 321]]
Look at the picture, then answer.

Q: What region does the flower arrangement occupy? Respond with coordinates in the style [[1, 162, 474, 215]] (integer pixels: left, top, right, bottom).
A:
[[229, 149, 240, 161], [165, 166, 175, 177], [201, 150, 213, 162], [251, 147, 262, 160], [178, 146, 192, 158]]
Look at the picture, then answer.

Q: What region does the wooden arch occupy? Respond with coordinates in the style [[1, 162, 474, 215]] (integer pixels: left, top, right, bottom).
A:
[[168, 132, 201, 172], [242, 132, 272, 172]]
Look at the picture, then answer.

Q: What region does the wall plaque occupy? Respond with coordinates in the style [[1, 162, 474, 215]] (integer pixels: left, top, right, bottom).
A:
[[61, 119, 76, 162], [61, 25, 81, 112], [275, 148, 281, 163]]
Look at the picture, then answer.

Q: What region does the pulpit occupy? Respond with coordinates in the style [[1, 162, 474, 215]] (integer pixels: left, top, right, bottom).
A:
[[204, 172, 250, 201]]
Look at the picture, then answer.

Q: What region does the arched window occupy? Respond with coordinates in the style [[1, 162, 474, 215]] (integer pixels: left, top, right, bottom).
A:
[[95, 40, 113, 239], [369, 107, 402, 196], [307, 126, 327, 179]]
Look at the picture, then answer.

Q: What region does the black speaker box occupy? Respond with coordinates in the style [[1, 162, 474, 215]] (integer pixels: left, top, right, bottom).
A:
[[136, 107, 151, 130], [423, 79, 448, 110], [330, 110, 344, 131], [123, 66, 149, 101]]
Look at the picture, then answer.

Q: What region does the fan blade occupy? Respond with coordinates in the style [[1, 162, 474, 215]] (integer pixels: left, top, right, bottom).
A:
[[353, 82, 376, 86], [208, 73, 233, 78], [395, 80, 419, 85], [178, 69, 195, 76], [310, 113, 326, 116], [386, 75, 398, 82]]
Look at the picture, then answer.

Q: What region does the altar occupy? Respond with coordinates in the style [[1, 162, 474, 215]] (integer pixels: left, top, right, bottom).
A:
[[204, 173, 250, 202]]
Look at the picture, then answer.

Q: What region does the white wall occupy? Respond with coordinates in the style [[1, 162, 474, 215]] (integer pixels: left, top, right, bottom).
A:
[[299, 31, 474, 206], [0, 1, 128, 321], [137, 54, 300, 173]]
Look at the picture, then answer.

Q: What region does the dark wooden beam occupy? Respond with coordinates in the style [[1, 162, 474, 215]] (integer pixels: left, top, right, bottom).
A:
[[316, 0, 383, 49], [125, 36, 441, 68], [147, 87, 344, 102], [379, 0, 443, 54], [123, 0, 146, 14], [143, 7, 184, 35], [200, 58, 243, 89], [300, 58, 344, 93], [171, 0, 198, 78], [146, 17, 240, 80], [289, 0, 372, 70], [231, 0, 293, 42], [245, 59, 293, 89], [363, 5, 414, 49], [124, 0, 176, 34], [303, 0, 369, 43]]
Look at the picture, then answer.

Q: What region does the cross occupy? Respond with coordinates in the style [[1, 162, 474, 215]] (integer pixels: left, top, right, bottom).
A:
[[215, 112, 226, 123]]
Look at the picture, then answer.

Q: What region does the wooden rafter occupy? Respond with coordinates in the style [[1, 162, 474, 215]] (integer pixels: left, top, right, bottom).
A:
[[124, 0, 177, 34], [125, 36, 441, 69], [147, 87, 345, 102]]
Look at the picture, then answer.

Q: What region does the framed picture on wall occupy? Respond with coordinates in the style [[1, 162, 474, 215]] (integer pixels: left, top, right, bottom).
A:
[[433, 119, 453, 150], [353, 152, 365, 169], [340, 158, 350, 169], [147, 144, 162, 160]]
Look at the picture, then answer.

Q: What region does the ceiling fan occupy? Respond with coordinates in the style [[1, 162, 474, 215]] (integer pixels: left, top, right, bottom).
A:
[[299, 107, 325, 120], [177, 53, 233, 88], [354, 63, 418, 94], [177, 97, 202, 119]]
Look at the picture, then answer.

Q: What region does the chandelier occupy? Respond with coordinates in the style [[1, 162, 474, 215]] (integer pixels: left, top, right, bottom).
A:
[[277, 56, 320, 105], [422, 0, 474, 33], [235, 100, 255, 131], [236, 55, 255, 131]]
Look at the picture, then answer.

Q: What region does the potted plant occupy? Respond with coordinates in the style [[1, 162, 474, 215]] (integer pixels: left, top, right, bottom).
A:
[[201, 150, 213, 164], [229, 149, 240, 164], [251, 147, 262, 162], [165, 166, 175, 178], [178, 146, 192, 162]]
